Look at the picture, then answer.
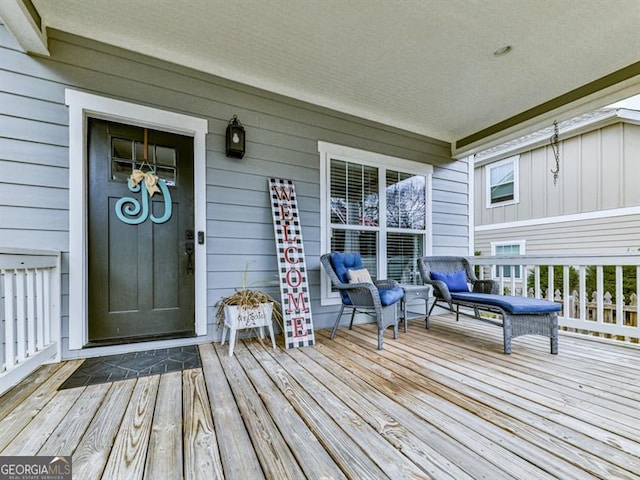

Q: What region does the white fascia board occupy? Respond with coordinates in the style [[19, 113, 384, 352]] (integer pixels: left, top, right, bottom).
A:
[[475, 206, 640, 232], [0, 0, 49, 56]]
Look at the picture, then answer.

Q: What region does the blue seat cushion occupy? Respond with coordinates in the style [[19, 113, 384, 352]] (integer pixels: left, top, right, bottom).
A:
[[379, 286, 404, 306], [430, 270, 470, 292], [330, 252, 402, 307], [450, 292, 562, 314], [330, 252, 363, 284]]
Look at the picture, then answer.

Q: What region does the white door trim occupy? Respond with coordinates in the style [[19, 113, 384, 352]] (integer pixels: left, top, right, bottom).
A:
[[65, 89, 208, 350]]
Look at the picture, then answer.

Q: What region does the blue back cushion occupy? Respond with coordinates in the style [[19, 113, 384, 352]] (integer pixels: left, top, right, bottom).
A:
[[330, 252, 363, 284], [430, 270, 469, 292]]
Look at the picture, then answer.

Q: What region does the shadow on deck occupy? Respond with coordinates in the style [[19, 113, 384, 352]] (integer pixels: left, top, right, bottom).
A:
[[1, 314, 639, 479]]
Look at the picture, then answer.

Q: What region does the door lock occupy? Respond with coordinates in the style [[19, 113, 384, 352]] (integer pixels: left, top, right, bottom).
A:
[[185, 230, 194, 275]]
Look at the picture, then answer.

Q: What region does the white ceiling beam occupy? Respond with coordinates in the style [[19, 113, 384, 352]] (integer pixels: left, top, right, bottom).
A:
[[0, 0, 48, 56]]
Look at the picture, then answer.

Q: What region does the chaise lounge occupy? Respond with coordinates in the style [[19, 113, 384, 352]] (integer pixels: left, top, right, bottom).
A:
[[417, 256, 560, 354]]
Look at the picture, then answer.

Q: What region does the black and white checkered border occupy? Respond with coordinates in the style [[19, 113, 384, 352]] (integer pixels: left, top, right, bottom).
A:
[[269, 178, 315, 348]]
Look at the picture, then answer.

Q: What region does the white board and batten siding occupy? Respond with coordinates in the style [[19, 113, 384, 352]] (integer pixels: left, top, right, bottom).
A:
[[474, 121, 640, 255], [0, 24, 467, 359]]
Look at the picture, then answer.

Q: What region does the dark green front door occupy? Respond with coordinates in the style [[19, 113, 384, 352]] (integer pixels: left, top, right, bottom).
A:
[[87, 118, 195, 344]]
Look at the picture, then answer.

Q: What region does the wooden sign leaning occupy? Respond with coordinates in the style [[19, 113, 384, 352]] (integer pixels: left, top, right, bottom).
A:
[[268, 178, 315, 348]]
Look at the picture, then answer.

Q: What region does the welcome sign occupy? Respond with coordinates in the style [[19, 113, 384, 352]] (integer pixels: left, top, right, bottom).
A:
[[269, 178, 315, 348]]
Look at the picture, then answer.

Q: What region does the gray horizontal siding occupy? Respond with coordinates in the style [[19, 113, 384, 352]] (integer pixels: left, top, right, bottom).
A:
[[475, 214, 640, 255], [0, 24, 467, 356]]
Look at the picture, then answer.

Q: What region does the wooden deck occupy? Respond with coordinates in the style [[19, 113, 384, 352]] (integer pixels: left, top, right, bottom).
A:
[[1, 314, 639, 480]]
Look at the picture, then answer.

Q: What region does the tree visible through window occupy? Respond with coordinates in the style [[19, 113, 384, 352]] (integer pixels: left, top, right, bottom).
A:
[[322, 144, 432, 297]]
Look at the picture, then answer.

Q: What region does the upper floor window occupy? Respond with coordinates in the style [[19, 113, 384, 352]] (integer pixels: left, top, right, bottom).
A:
[[486, 155, 519, 207], [319, 142, 433, 304]]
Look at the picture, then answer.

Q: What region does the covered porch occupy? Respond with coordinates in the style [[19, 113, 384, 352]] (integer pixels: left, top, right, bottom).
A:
[[1, 315, 638, 479]]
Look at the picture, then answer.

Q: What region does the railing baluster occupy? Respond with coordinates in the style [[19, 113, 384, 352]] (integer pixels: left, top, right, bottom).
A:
[[26, 269, 36, 353], [15, 270, 26, 363], [1, 250, 61, 395], [615, 266, 624, 327], [579, 266, 587, 321], [43, 269, 51, 344], [36, 269, 44, 350], [3, 269, 15, 370], [563, 266, 570, 318], [596, 266, 604, 324], [466, 255, 638, 340]]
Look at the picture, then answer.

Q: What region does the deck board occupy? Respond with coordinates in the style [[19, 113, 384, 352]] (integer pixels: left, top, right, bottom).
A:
[[144, 371, 182, 480], [0, 314, 638, 480]]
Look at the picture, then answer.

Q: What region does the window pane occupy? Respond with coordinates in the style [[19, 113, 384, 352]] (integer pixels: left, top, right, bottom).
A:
[[496, 244, 521, 277], [155, 145, 176, 166], [134, 141, 153, 165], [387, 233, 424, 284], [112, 138, 133, 159], [331, 229, 377, 280], [111, 159, 133, 182], [330, 159, 378, 226], [330, 160, 347, 224], [490, 163, 513, 185], [155, 166, 176, 187], [491, 183, 514, 203], [386, 170, 425, 229]]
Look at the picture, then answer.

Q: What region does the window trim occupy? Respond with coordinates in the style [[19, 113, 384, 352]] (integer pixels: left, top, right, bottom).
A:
[[490, 240, 526, 279], [485, 155, 519, 208], [318, 141, 433, 305]]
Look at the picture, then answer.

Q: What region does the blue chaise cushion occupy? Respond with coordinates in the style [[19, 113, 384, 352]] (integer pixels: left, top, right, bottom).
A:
[[450, 292, 562, 314], [430, 270, 470, 292]]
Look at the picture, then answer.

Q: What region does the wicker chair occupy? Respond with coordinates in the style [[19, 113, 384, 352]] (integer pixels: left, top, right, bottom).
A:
[[417, 256, 498, 320], [417, 256, 559, 354], [320, 252, 404, 350]]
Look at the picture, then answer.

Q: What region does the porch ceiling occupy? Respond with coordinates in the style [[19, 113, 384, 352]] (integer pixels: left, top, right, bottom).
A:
[[29, 0, 640, 153]]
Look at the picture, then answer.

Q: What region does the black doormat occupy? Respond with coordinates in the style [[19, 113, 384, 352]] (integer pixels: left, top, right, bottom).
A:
[[59, 345, 201, 390]]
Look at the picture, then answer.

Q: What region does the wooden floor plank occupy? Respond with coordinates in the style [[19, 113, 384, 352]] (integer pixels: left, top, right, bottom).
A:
[[338, 325, 640, 473], [72, 379, 136, 480], [263, 343, 465, 480], [144, 371, 183, 480], [38, 382, 111, 456], [326, 327, 638, 480], [182, 368, 224, 480], [0, 362, 66, 421], [317, 331, 552, 480], [392, 323, 640, 445], [199, 343, 265, 480], [406, 322, 640, 420], [0, 360, 83, 451], [1, 386, 84, 455], [1, 315, 637, 480], [101, 376, 159, 480], [214, 343, 306, 480], [240, 342, 351, 480]]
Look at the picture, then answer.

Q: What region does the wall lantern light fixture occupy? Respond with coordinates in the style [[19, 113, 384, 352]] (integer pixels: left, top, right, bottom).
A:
[[225, 114, 245, 158]]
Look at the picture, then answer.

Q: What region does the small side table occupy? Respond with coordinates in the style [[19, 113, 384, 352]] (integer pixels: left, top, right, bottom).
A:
[[399, 284, 432, 332]]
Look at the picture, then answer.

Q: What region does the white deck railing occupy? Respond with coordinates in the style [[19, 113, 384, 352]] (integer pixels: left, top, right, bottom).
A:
[[1, 249, 62, 394], [470, 254, 640, 341]]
